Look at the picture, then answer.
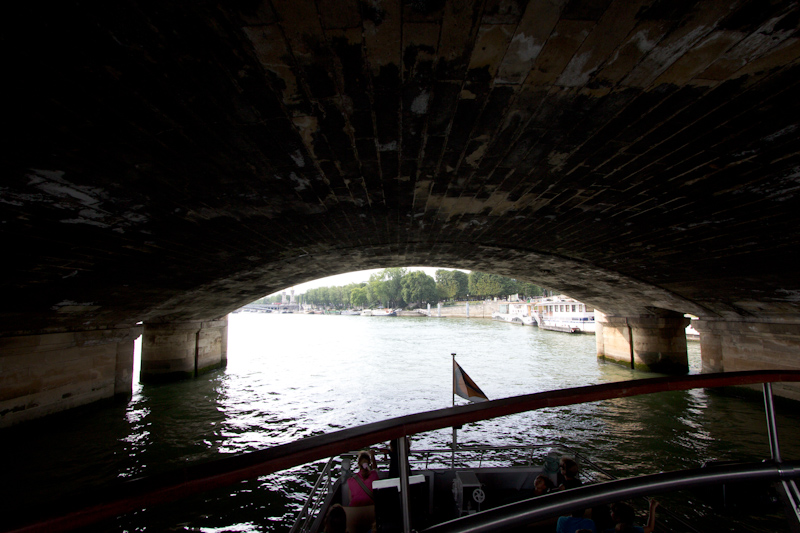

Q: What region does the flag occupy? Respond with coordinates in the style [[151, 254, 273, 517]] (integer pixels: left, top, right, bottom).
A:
[[453, 360, 489, 402]]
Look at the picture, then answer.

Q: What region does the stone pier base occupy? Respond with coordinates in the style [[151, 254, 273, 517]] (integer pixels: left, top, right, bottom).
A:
[[0, 326, 142, 427], [596, 312, 690, 374], [141, 317, 228, 383], [695, 319, 800, 402]]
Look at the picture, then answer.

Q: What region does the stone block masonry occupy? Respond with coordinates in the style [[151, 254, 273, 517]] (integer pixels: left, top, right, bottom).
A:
[[695, 320, 800, 402], [0, 326, 141, 428], [596, 312, 690, 374], [141, 317, 228, 384]]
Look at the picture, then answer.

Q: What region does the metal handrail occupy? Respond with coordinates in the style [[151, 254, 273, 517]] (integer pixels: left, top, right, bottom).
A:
[[7, 370, 800, 533], [423, 460, 800, 533], [288, 457, 337, 533]]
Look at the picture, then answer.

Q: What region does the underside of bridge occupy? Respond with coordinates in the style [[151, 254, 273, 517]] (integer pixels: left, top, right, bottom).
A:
[[3, 0, 800, 425]]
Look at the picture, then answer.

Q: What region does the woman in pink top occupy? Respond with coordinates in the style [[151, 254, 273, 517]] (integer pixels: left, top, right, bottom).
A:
[[347, 449, 379, 506]]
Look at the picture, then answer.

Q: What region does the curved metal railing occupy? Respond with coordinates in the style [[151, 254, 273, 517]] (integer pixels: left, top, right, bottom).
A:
[[424, 460, 800, 533], [7, 370, 800, 532]]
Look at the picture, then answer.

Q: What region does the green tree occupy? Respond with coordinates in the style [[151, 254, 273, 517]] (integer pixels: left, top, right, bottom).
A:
[[468, 272, 510, 299], [365, 279, 385, 307], [435, 269, 469, 301], [452, 270, 469, 300], [518, 281, 544, 299], [329, 286, 343, 308], [350, 286, 368, 307], [435, 269, 458, 301], [370, 268, 407, 307], [402, 271, 437, 306], [468, 271, 486, 298]]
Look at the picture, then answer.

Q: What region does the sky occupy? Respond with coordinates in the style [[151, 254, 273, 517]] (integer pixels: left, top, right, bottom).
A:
[[268, 267, 469, 296]]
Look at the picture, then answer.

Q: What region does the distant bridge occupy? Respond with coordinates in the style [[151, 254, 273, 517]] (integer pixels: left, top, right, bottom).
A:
[[238, 303, 298, 312]]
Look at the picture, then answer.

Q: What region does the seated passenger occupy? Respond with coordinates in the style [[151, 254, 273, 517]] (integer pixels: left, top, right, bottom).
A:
[[347, 449, 379, 506], [556, 509, 596, 533], [605, 500, 658, 533], [324, 504, 347, 533], [534, 474, 555, 496], [558, 457, 582, 490]]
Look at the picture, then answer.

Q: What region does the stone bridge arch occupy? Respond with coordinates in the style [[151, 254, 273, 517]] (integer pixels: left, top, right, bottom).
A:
[[3, 0, 800, 425]]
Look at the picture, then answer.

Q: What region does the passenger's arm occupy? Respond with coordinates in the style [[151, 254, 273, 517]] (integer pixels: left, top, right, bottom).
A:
[[643, 499, 659, 533], [369, 448, 378, 471]]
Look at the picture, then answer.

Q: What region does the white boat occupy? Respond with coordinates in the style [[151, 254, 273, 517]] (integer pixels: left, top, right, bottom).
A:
[[531, 297, 595, 334], [367, 308, 397, 317], [491, 303, 535, 326], [360, 310, 372, 316], [341, 310, 362, 316]]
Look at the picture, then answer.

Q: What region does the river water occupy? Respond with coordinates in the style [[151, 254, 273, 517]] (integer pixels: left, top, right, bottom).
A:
[[2, 313, 799, 532]]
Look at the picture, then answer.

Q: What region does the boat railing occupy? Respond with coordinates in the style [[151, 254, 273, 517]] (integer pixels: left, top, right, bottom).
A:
[[289, 456, 339, 533], [8, 370, 800, 533], [332, 441, 702, 533]]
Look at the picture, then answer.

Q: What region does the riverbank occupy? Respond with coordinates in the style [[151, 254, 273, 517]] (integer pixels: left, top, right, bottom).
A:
[[396, 301, 505, 318]]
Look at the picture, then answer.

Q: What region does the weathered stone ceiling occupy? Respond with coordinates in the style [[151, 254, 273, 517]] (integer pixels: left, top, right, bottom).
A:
[[3, 0, 800, 334]]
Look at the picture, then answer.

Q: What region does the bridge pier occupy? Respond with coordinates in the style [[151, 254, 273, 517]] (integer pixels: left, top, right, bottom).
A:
[[0, 326, 142, 428], [694, 319, 800, 402], [140, 317, 228, 384], [596, 312, 690, 374]]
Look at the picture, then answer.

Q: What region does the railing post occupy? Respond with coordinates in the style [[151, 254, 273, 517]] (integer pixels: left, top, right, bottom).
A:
[[764, 383, 800, 528], [397, 437, 412, 533], [763, 382, 782, 463]]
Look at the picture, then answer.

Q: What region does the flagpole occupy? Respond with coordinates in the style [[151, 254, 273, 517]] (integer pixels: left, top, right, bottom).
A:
[[451, 352, 456, 469]]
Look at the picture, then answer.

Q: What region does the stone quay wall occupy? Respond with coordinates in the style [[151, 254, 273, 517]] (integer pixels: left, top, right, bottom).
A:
[[0, 326, 142, 428], [397, 301, 505, 319]]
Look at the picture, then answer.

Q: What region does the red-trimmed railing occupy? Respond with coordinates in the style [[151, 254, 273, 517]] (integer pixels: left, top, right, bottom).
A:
[[8, 370, 800, 532]]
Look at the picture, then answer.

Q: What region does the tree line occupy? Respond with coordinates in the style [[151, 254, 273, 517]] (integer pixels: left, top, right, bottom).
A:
[[255, 269, 545, 310]]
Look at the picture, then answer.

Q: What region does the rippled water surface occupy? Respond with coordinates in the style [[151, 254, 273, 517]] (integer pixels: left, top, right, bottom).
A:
[[3, 313, 799, 532]]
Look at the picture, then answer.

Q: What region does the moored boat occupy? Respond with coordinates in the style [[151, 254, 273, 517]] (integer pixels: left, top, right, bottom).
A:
[[491, 302, 535, 326], [367, 308, 397, 317], [531, 296, 595, 334]]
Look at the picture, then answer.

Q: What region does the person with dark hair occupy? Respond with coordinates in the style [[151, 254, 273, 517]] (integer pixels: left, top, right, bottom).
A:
[[558, 457, 582, 490], [534, 474, 556, 496], [324, 503, 347, 533]]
